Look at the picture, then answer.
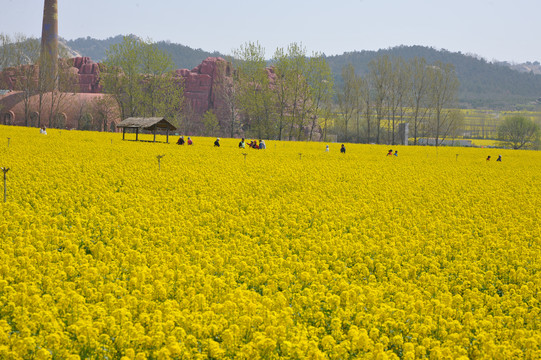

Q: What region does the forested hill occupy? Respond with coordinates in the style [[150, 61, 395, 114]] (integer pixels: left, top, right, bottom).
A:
[[64, 35, 221, 70], [324, 46, 541, 110], [65, 37, 541, 110]]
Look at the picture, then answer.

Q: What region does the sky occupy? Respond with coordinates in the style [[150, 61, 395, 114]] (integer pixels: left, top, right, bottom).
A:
[[1, 0, 540, 63]]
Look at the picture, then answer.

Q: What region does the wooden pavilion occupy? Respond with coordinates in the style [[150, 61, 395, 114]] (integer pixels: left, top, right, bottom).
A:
[[117, 117, 176, 143]]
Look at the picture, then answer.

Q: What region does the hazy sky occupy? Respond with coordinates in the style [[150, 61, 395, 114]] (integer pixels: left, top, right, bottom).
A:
[[1, 0, 540, 63]]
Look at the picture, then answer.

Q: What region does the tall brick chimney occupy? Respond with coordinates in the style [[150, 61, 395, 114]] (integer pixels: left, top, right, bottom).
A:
[[39, 0, 58, 90]]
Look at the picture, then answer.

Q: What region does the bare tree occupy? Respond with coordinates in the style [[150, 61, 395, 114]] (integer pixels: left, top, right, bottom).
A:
[[359, 77, 373, 143], [10, 35, 41, 126], [369, 55, 392, 144], [92, 95, 119, 131], [409, 57, 431, 145], [387, 57, 410, 145], [337, 64, 360, 142], [213, 58, 239, 137], [0, 33, 13, 71], [427, 62, 459, 146], [47, 56, 79, 128]]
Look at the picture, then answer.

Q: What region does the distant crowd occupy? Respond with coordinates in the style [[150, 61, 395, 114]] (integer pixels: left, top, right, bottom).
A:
[[238, 138, 266, 150], [174, 134, 505, 162], [177, 136, 267, 150]]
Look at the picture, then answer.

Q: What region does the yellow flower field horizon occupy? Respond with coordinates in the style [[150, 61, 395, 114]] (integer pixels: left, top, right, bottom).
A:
[[0, 126, 540, 359]]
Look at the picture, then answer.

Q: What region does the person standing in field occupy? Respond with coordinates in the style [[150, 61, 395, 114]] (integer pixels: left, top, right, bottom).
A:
[[214, 138, 220, 147], [497, 155, 502, 162], [340, 144, 346, 154], [394, 150, 398, 157], [387, 149, 393, 156], [259, 140, 266, 149], [239, 138, 245, 149], [325, 145, 329, 152]]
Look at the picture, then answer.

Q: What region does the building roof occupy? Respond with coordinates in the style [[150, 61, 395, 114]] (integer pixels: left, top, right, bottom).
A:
[[117, 117, 176, 131], [0, 91, 120, 130]]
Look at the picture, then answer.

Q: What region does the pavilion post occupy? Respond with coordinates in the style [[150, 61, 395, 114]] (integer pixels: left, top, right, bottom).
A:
[[166, 128, 169, 143], [122, 127, 125, 140], [136, 128, 139, 141], [153, 129, 156, 143]]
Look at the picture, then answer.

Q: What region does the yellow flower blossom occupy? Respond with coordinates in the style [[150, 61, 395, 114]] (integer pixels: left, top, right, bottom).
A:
[[0, 125, 540, 358]]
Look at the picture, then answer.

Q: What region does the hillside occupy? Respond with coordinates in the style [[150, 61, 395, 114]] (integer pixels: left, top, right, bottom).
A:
[[65, 38, 541, 110], [324, 46, 541, 110], [64, 35, 221, 70]]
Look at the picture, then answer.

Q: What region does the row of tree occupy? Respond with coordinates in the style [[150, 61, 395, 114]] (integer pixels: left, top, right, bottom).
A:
[[336, 56, 463, 145], [211, 43, 464, 145], [101, 36, 184, 123], [225, 42, 334, 141], [1, 34, 539, 148], [101, 39, 334, 141]]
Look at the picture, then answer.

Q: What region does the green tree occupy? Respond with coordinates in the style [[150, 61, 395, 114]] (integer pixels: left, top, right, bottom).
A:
[[102, 36, 143, 119], [272, 43, 312, 140], [286, 44, 310, 140], [139, 40, 182, 118], [102, 36, 183, 123], [202, 110, 219, 136], [272, 46, 291, 140], [234, 42, 275, 139], [307, 53, 334, 141], [498, 115, 540, 149]]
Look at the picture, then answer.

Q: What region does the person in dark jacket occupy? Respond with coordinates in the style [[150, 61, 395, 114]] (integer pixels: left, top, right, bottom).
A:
[[177, 136, 185, 145], [214, 138, 220, 147], [340, 144, 346, 154]]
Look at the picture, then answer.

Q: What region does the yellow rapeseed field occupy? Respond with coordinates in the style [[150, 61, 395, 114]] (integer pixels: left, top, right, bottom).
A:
[[0, 125, 540, 359]]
